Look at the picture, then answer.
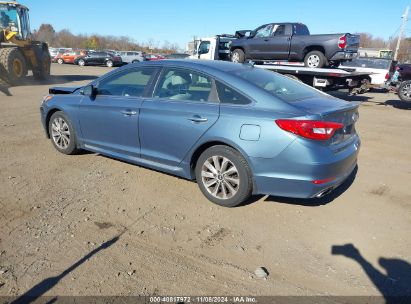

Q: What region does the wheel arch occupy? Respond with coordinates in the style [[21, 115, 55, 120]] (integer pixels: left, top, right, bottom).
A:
[[44, 107, 64, 138], [188, 139, 253, 179], [303, 45, 326, 57]]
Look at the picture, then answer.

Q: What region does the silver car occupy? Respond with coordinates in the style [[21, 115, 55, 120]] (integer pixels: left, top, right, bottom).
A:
[[119, 51, 145, 64]]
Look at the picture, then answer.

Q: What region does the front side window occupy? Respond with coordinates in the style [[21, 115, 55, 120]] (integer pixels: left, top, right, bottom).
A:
[[97, 67, 157, 97], [155, 68, 216, 102], [255, 24, 273, 38], [273, 24, 286, 36], [198, 41, 211, 54]]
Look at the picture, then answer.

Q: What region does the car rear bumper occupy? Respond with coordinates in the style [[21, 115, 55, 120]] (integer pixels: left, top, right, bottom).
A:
[[330, 51, 358, 61], [250, 135, 360, 198]]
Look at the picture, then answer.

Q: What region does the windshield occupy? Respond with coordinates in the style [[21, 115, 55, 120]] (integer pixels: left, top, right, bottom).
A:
[[0, 5, 18, 29], [232, 67, 323, 102], [342, 58, 391, 69]]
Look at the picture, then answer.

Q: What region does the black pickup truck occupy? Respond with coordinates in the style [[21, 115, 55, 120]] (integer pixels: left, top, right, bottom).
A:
[[230, 23, 359, 68]]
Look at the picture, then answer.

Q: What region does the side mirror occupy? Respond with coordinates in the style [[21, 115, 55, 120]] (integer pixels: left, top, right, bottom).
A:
[[80, 85, 97, 98]]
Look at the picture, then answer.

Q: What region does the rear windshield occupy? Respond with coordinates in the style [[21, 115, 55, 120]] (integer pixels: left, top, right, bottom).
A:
[[232, 67, 322, 102], [342, 58, 391, 69]]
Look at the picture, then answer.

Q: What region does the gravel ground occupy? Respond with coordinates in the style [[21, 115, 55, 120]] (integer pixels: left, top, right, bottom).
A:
[[0, 64, 410, 299]]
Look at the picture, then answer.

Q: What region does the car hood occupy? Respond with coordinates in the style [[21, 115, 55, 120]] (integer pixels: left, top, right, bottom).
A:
[[49, 86, 83, 95]]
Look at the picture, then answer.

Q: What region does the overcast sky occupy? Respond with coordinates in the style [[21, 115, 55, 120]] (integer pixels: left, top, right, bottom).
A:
[[23, 0, 410, 48]]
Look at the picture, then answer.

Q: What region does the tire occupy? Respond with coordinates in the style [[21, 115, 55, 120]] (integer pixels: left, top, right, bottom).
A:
[[231, 49, 245, 63], [33, 50, 51, 81], [0, 47, 28, 85], [304, 50, 327, 68], [57, 58, 64, 64], [131, 60, 140, 63], [48, 111, 80, 155], [398, 80, 411, 102], [78, 59, 86, 66], [195, 145, 252, 207], [106, 60, 114, 67]]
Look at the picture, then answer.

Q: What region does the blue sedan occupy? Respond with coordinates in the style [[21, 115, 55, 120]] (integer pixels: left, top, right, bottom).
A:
[[40, 60, 360, 207]]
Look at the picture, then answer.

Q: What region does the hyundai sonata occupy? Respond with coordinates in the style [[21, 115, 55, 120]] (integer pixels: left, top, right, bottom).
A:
[[40, 60, 360, 207]]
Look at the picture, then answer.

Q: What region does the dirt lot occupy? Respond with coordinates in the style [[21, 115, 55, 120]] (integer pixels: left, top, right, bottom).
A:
[[0, 64, 410, 299]]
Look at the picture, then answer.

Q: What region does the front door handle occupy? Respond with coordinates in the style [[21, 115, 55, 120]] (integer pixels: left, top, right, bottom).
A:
[[121, 110, 137, 116], [188, 115, 208, 123]]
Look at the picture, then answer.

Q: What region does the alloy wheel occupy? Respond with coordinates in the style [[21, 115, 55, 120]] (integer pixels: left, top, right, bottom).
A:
[[201, 155, 240, 200], [51, 117, 70, 149], [401, 83, 411, 98]]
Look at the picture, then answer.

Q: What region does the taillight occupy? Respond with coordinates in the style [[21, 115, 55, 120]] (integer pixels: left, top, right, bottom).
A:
[[338, 35, 347, 49], [385, 73, 389, 80], [275, 120, 344, 141]]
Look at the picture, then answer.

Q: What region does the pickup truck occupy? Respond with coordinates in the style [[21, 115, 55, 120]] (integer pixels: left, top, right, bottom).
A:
[[230, 23, 359, 68]]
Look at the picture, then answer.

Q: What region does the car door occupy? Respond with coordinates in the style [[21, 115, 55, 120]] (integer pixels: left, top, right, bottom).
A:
[[77, 66, 159, 157], [139, 67, 220, 167], [247, 24, 274, 59], [259, 24, 292, 60]]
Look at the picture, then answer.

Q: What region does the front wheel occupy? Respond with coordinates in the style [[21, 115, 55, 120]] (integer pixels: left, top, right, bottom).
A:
[[48, 111, 80, 155], [231, 49, 245, 63], [304, 50, 327, 68], [57, 58, 64, 64], [106, 60, 114, 67], [398, 80, 411, 102], [195, 145, 252, 207], [77, 59, 86, 66]]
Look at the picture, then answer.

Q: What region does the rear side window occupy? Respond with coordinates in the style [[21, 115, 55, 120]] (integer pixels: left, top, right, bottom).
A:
[[97, 67, 157, 97], [216, 81, 251, 105], [294, 24, 310, 35], [233, 68, 321, 102]]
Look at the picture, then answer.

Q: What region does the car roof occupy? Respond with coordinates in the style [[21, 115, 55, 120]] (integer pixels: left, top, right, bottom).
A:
[[134, 59, 253, 73]]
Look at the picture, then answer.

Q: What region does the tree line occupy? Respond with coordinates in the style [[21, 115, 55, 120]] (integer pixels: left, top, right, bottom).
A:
[[33, 24, 181, 54]]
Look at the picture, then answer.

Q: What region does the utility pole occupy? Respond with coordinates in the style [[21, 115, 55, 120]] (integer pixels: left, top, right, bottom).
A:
[[394, 6, 409, 61]]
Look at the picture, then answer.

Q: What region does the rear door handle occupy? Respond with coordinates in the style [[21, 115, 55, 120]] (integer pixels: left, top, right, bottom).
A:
[[121, 110, 137, 116], [188, 115, 208, 123]]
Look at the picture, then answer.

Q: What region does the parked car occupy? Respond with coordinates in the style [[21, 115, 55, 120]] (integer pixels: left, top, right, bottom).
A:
[[165, 53, 190, 59], [57, 50, 88, 64], [74, 51, 122, 67], [387, 63, 411, 102], [49, 47, 58, 58], [230, 22, 359, 68], [40, 60, 360, 207], [119, 51, 146, 63], [339, 58, 396, 88], [51, 50, 65, 63], [144, 54, 165, 61]]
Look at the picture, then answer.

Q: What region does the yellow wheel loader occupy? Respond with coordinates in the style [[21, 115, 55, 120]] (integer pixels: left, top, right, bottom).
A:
[[0, 1, 50, 85]]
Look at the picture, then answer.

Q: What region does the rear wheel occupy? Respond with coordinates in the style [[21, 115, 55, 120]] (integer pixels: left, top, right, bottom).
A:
[[106, 60, 114, 67], [304, 50, 327, 68], [78, 59, 86, 66], [231, 49, 245, 63], [398, 80, 411, 102], [57, 58, 64, 64], [33, 50, 51, 81], [48, 111, 80, 155], [195, 145, 252, 207], [0, 47, 28, 85]]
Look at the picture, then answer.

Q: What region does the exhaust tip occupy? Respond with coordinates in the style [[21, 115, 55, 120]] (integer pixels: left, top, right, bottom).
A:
[[315, 187, 334, 198]]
